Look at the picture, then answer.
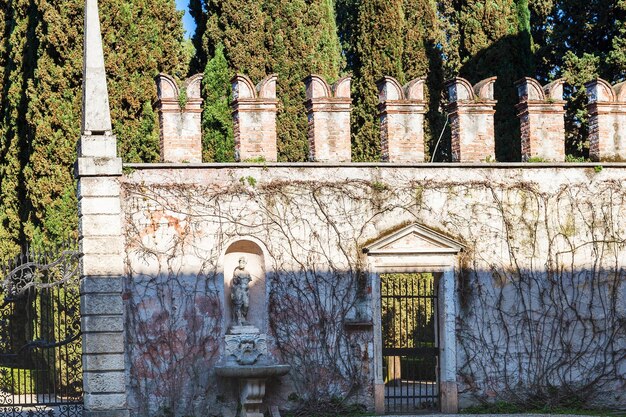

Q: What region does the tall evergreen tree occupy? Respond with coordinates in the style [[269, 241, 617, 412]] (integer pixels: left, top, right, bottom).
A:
[[608, 1, 626, 81], [0, 0, 38, 260], [0, 0, 8, 259], [0, 0, 189, 260], [101, 0, 190, 163], [343, 0, 443, 161], [202, 43, 234, 162], [452, 0, 533, 161], [535, 0, 626, 157], [197, 0, 342, 161]]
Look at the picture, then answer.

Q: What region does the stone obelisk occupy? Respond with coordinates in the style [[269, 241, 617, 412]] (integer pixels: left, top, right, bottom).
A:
[[77, 1, 128, 416]]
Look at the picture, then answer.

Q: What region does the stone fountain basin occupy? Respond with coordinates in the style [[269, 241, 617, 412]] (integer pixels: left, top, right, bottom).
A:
[[215, 364, 291, 378]]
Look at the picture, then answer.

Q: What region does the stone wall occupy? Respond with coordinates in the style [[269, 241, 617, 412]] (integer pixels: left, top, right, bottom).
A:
[[77, 3, 626, 416], [118, 163, 626, 416]]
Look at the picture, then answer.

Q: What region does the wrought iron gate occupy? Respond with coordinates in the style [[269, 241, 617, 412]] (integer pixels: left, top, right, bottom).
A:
[[0, 248, 83, 417], [381, 272, 438, 413]]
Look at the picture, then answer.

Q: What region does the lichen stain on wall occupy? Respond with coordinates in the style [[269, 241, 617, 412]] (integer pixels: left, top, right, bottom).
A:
[[119, 166, 626, 415]]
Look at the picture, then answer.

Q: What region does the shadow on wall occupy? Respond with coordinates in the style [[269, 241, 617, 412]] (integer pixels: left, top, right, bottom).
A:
[[121, 263, 626, 416]]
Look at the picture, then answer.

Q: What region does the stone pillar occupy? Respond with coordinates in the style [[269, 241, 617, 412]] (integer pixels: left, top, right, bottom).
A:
[[377, 76, 427, 162], [446, 77, 497, 162], [77, 1, 128, 416], [304, 75, 352, 162], [585, 78, 626, 162], [231, 74, 278, 162], [515, 78, 566, 161], [155, 73, 203, 163], [439, 268, 458, 414]]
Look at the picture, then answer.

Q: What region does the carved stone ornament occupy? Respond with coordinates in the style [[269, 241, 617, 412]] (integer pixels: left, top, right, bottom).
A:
[[225, 333, 268, 365]]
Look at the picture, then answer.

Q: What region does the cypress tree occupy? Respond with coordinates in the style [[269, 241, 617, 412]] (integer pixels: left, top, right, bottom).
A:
[[21, 0, 83, 249], [198, 0, 342, 161], [535, 0, 626, 157], [101, 0, 190, 163], [0, 0, 8, 259], [0, 0, 189, 259], [0, 0, 38, 259], [349, 0, 404, 162], [453, 0, 533, 161], [344, 0, 443, 161], [202, 43, 234, 162]]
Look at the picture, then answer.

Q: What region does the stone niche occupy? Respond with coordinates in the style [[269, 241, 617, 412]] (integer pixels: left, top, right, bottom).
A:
[[223, 239, 267, 332]]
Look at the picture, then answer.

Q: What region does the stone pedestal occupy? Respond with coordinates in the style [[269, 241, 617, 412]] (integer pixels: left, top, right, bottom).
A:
[[216, 324, 290, 416], [240, 378, 266, 417], [230, 325, 260, 335]]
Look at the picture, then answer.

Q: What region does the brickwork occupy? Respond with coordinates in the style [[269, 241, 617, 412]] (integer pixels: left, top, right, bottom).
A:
[[586, 78, 626, 162], [155, 73, 203, 163], [231, 74, 278, 162], [446, 77, 497, 162], [78, 1, 626, 413], [304, 75, 352, 162], [377, 76, 427, 162], [515, 78, 566, 161]]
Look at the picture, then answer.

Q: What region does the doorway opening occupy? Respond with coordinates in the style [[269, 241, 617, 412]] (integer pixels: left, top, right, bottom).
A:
[[381, 272, 439, 413]]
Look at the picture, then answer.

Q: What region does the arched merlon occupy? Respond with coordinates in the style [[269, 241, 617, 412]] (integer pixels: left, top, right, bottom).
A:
[[231, 73, 278, 100], [516, 77, 564, 102], [377, 76, 425, 102], [304, 74, 352, 100], [585, 78, 626, 103]]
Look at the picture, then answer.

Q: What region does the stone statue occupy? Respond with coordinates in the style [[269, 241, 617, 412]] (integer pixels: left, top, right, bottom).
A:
[[231, 256, 252, 326]]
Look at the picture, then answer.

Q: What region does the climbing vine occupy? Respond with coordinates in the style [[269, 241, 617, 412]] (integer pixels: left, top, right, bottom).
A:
[[120, 168, 626, 415]]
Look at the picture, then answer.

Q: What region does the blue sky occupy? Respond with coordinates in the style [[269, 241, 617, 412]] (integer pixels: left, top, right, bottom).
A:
[[175, 0, 196, 38]]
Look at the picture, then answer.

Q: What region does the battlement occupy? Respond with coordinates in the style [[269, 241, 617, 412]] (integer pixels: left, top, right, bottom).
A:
[[155, 73, 203, 163], [154, 73, 626, 163]]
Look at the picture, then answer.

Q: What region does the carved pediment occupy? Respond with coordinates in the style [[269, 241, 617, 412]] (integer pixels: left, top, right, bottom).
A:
[[365, 224, 463, 255]]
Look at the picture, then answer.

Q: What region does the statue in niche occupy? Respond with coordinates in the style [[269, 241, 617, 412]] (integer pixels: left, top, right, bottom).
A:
[[231, 256, 252, 326]]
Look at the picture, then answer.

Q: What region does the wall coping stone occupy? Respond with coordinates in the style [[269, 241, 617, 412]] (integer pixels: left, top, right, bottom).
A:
[[123, 162, 626, 169]]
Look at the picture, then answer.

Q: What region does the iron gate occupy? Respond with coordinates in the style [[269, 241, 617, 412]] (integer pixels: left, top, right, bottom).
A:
[[381, 272, 439, 413], [0, 248, 83, 417]]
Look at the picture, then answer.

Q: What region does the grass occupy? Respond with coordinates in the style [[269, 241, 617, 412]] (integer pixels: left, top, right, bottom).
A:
[[461, 401, 618, 416], [0, 366, 35, 394]]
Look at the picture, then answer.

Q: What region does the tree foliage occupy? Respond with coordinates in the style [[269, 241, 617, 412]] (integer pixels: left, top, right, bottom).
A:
[[533, 0, 626, 157], [341, 0, 444, 161], [195, 0, 342, 161], [0, 0, 188, 260], [450, 0, 533, 161], [201, 43, 234, 162]]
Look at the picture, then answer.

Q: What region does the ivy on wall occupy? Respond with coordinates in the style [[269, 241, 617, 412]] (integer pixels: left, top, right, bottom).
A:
[[121, 170, 626, 414]]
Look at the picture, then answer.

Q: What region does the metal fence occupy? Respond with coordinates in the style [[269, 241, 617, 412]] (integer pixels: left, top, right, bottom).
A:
[[0, 247, 83, 417]]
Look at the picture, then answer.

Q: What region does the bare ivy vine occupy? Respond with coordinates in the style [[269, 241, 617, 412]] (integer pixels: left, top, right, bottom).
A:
[[120, 172, 626, 415]]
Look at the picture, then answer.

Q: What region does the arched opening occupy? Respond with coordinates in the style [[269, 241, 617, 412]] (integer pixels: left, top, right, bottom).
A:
[[223, 239, 266, 332]]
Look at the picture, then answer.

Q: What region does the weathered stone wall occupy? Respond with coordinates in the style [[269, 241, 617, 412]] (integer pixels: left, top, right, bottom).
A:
[[119, 163, 626, 416]]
